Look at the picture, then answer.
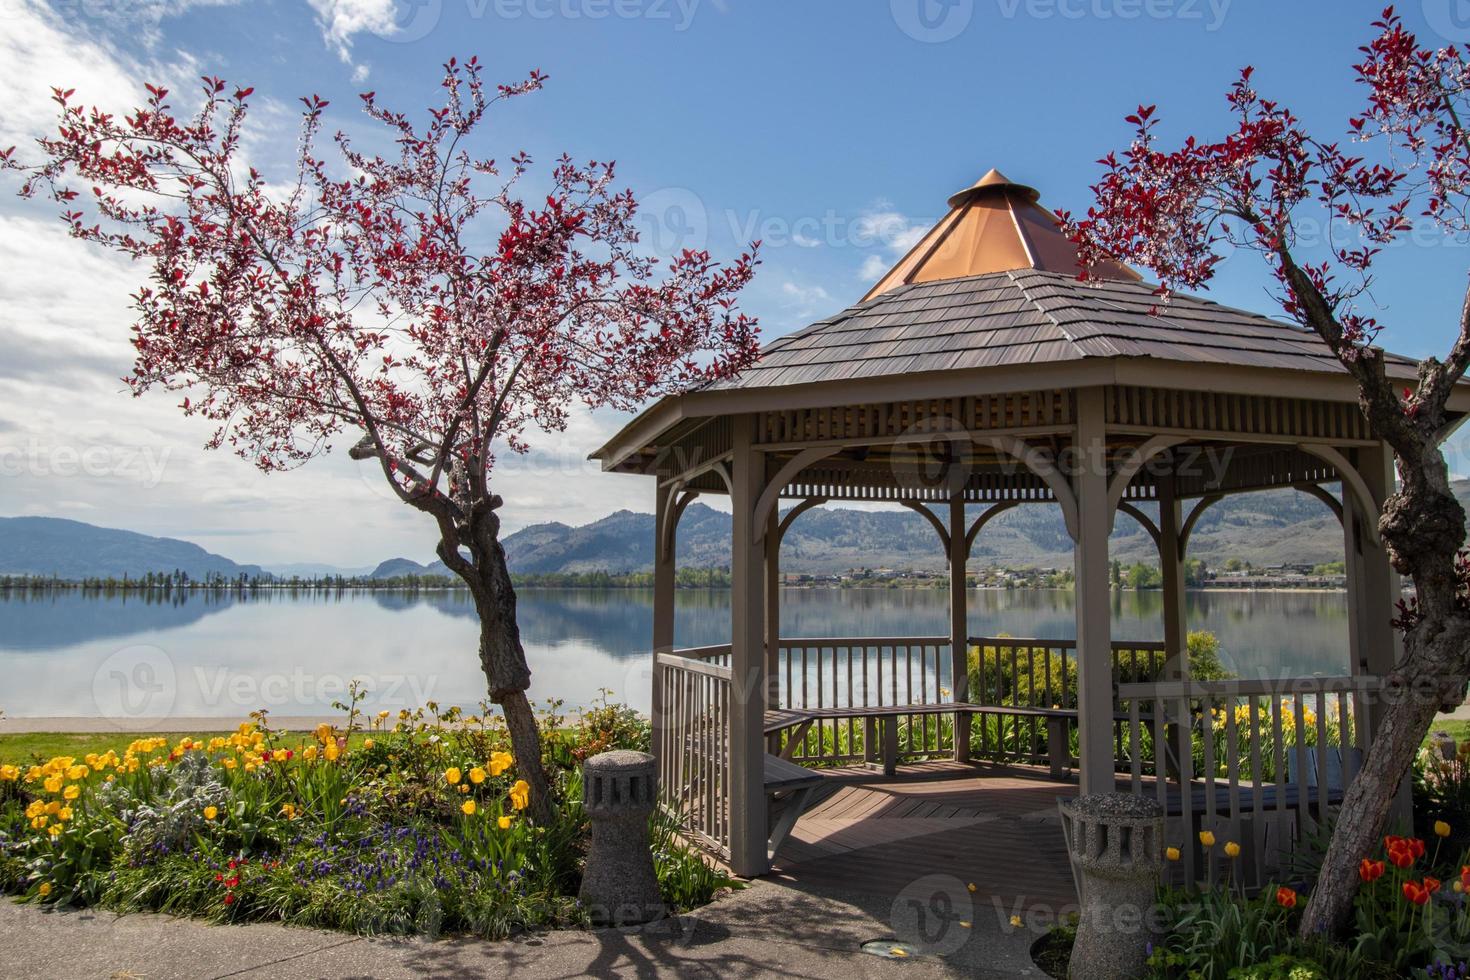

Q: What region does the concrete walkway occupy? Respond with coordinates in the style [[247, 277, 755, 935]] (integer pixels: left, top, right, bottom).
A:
[[0, 877, 1048, 979]]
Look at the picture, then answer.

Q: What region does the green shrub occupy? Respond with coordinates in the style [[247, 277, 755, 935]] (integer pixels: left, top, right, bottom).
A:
[[0, 688, 734, 938]]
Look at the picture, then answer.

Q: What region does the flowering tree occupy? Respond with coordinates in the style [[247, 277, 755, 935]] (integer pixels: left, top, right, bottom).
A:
[[3, 60, 760, 819], [1063, 7, 1470, 935]]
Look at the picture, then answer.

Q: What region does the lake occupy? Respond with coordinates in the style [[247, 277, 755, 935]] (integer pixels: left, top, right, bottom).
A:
[[0, 588, 1352, 722]]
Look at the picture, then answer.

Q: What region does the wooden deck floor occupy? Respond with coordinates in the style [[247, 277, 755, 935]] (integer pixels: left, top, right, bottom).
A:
[[767, 761, 1080, 913]]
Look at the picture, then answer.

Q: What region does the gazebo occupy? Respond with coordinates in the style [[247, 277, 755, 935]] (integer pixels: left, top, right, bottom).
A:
[[592, 169, 1466, 882]]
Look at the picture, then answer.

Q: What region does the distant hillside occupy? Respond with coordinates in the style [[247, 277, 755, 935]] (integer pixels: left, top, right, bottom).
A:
[[370, 557, 451, 579], [0, 517, 266, 580], [493, 481, 1470, 575], [12, 478, 1469, 583]]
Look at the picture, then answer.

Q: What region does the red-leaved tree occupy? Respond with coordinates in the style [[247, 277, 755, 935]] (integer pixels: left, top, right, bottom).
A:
[[2, 59, 760, 818], [1063, 7, 1470, 935]]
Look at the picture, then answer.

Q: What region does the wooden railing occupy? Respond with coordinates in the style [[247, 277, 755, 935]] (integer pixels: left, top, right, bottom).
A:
[[655, 645, 733, 857], [775, 636, 953, 765], [968, 637, 1169, 767], [1116, 675, 1381, 889]]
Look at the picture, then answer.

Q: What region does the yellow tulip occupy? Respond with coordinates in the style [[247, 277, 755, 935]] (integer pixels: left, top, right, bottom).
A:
[[324, 742, 340, 762], [1436, 820, 1452, 838], [38, 883, 51, 898], [469, 767, 486, 785], [461, 800, 477, 816], [363, 738, 375, 750], [62, 785, 80, 801], [203, 806, 218, 821], [57, 807, 72, 823], [498, 815, 512, 830], [1166, 847, 1181, 862], [510, 779, 530, 811], [1199, 831, 1216, 849], [1224, 841, 1241, 859], [445, 767, 462, 785]]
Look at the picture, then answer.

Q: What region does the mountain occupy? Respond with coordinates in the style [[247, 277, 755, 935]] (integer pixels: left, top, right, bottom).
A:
[[265, 562, 375, 578], [12, 477, 1470, 583], [369, 557, 451, 579], [491, 481, 1470, 575], [0, 516, 266, 580]]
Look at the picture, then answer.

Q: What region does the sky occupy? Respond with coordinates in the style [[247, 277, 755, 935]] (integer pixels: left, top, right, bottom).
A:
[[3, 0, 1470, 568]]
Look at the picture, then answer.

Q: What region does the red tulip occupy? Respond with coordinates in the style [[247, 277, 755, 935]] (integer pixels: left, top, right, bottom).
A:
[[1276, 886, 1298, 909], [1360, 858, 1386, 882]]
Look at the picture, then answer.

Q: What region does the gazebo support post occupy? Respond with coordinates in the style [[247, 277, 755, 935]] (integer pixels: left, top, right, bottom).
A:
[[652, 482, 675, 772], [949, 493, 971, 763], [729, 415, 770, 877], [1345, 442, 1410, 826], [1158, 474, 1188, 681], [765, 511, 782, 745], [1074, 389, 1116, 795]]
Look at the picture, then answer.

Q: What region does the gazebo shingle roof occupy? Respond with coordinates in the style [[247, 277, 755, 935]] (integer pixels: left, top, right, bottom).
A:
[[705, 267, 1421, 392], [703, 169, 1421, 393]]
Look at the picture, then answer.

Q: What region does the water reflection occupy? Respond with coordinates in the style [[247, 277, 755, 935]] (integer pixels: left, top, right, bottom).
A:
[[0, 587, 1349, 718]]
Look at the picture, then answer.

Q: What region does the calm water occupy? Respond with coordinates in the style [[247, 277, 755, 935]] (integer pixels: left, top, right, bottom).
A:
[[0, 588, 1351, 721]]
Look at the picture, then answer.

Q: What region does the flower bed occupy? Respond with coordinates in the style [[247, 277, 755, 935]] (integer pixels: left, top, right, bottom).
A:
[[1035, 739, 1470, 978], [0, 691, 733, 938]]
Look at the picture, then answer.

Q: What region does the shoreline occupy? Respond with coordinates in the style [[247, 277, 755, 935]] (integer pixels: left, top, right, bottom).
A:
[[0, 582, 1355, 595]]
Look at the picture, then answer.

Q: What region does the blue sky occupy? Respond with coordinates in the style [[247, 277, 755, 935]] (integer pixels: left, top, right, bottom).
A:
[[2, 0, 1468, 566]]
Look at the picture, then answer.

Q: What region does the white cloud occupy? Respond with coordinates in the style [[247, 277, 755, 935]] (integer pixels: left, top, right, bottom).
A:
[[306, 0, 397, 78], [779, 280, 834, 318], [0, 0, 664, 567], [860, 253, 890, 281], [852, 200, 930, 283]]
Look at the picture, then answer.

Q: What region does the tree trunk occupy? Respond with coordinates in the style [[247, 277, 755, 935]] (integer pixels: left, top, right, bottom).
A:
[[1298, 441, 1470, 937], [450, 519, 554, 823], [1296, 644, 1449, 936]]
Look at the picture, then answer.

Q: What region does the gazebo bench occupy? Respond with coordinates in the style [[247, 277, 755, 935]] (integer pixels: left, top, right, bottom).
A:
[[765, 704, 1135, 779], [763, 753, 822, 861]]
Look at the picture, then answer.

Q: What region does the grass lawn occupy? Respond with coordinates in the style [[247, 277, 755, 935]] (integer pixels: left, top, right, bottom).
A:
[[1429, 718, 1470, 745], [0, 730, 384, 764], [0, 732, 229, 764]]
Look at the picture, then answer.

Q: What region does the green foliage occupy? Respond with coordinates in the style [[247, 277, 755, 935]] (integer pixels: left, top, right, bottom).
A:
[[1187, 630, 1233, 682], [1144, 886, 1393, 980], [1225, 954, 1331, 979], [0, 690, 734, 938], [1414, 736, 1470, 835], [1127, 562, 1163, 590]]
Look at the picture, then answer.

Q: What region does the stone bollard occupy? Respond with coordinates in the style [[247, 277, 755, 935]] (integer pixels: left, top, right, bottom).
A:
[[1057, 793, 1165, 980], [579, 750, 666, 927], [1433, 731, 1458, 762]]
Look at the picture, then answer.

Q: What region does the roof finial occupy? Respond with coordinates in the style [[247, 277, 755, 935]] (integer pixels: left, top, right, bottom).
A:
[[947, 168, 1040, 208]]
